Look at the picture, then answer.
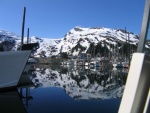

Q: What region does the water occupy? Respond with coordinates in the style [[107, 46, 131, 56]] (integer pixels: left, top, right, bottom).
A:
[[1, 65, 128, 113]]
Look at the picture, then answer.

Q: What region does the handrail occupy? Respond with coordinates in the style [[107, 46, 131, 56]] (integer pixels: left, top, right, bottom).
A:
[[137, 0, 150, 53], [119, 0, 150, 113]]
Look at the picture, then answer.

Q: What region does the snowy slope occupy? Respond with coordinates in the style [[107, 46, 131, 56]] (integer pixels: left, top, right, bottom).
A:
[[35, 26, 139, 57], [0, 30, 62, 56], [0, 27, 140, 57], [60, 27, 139, 56]]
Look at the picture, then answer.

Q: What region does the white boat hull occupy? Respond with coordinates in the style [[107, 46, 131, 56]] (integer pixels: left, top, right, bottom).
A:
[[0, 51, 31, 89]]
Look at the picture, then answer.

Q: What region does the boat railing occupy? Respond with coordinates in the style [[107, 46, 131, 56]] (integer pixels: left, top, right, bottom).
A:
[[118, 0, 150, 113]]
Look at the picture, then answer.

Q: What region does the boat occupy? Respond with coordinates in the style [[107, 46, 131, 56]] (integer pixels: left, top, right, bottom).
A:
[[113, 61, 129, 68], [0, 6, 39, 90], [112, 56, 129, 68], [0, 50, 31, 90], [90, 57, 112, 68]]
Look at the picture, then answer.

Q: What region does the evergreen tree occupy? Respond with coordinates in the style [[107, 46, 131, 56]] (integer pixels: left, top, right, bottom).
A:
[[87, 43, 95, 57]]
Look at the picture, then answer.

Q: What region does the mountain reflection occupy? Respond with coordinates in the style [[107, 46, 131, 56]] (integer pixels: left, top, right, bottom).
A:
[[30, 65, 128, 100]]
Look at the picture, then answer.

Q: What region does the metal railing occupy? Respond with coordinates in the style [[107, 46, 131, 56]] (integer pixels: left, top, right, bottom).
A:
[[118, 0, 150, 113]]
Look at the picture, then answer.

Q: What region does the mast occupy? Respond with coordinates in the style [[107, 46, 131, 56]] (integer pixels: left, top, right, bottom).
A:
[[125, 27, 127, 59], [108, 37, 110, 60], [128, 32, 130, 66], [27, 28, 29, 44], [21, 7, 26, 50]]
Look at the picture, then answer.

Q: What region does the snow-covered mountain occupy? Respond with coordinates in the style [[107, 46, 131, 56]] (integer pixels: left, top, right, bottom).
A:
[[31, 66, 127, 100], [0, 27, 141, 57], [61, 27, 139, 56]]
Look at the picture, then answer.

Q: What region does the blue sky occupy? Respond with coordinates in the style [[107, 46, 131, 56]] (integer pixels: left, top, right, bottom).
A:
[[0, 0, 145, 38]]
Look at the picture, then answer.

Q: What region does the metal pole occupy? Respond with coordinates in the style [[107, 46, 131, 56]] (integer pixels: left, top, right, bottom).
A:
[[137, 0, 150, 53], [27, 28, 29, 44], [21, 7, 26, 50], [128, 33, 130, 66]]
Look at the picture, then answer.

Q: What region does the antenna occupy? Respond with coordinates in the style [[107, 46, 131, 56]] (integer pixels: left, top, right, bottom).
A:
[[21, 7, 26, 50]]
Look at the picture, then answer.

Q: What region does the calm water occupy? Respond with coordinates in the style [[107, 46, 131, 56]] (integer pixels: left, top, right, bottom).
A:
[[1, 65, 128, 113]]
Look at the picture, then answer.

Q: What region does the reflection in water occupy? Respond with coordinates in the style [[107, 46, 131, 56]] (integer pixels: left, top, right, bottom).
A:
[[0, 90, 27, 113], [18, 87, 33, 110], [18, 65, 128, 113], [31, 66, 128, 100]]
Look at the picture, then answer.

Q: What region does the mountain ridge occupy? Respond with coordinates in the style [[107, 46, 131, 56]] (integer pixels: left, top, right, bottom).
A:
[[0, 27, 141, 58]]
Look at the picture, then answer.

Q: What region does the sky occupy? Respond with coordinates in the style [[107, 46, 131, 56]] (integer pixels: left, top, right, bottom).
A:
[[0, 0, 146, 39]]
